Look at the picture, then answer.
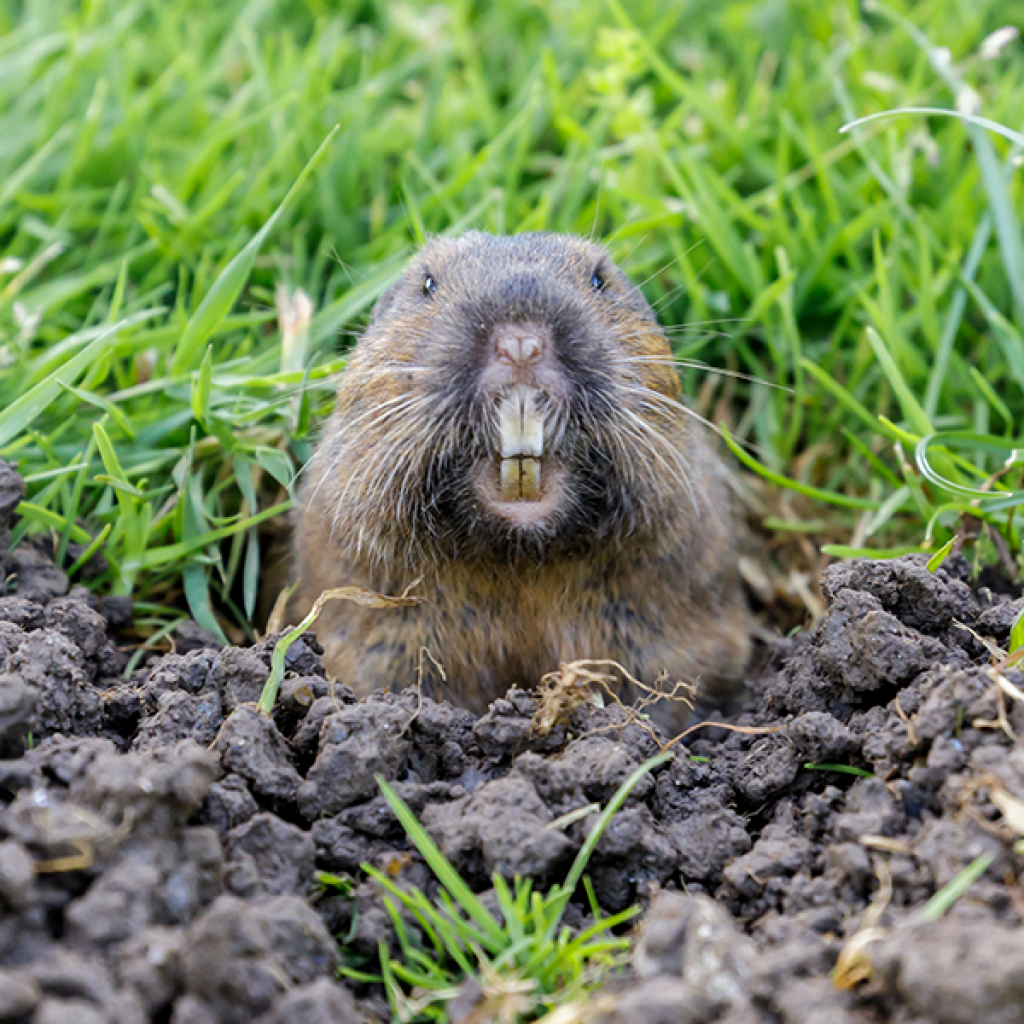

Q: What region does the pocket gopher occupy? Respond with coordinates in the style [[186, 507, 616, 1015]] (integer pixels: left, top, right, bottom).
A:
[[292, 231, 749, 719]]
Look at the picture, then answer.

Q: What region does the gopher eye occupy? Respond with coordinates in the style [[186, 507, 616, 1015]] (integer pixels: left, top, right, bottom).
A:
[[591, 269, 606, 292], [422, 274, 437, 296]]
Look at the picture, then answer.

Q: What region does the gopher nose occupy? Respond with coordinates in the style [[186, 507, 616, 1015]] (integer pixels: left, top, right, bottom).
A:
[[479, 321, 564, 400], [493, 325, 545, 368]]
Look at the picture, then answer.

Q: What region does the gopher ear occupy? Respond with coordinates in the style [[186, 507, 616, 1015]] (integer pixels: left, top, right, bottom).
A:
[[369, 276, 403, 325]]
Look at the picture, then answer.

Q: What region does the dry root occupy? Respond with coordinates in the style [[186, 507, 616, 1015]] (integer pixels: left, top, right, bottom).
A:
[[530, 659, 788, 757], [530, 659, 696, 740], [952, 771, 1024, 841]]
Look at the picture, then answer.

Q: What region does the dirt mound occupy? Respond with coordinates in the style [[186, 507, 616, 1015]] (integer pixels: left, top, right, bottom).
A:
[[2, 461, 1023, 1023]]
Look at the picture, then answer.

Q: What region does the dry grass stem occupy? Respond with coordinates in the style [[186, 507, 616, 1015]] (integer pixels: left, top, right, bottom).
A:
[[859, 835, 912, 854], [33, 838, 96, 875], [832, 856, 893, 989], [893, 696, 919, 747]]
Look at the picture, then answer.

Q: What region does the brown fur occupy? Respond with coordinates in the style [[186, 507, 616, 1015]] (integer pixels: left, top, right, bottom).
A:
[[292, 232, 749, 719]]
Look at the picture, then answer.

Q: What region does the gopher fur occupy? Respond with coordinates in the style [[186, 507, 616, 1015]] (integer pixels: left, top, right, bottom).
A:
[[292, 232, 749, 718]]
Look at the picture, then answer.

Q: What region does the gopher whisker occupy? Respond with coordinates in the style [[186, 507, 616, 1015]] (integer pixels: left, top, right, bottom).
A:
[[616, 354, 791, 392]]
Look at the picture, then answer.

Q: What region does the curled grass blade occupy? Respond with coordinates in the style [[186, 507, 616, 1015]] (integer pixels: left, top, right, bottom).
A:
[[915, 433, 1024, 503], [257, 583, 421, 714], [841, 109, 1024, 150]]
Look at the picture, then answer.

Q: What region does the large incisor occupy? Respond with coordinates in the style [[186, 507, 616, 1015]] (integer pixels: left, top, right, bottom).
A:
[[498, 385, 544, 501]]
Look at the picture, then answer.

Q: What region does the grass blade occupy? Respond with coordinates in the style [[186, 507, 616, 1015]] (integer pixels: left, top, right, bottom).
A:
[[926, 536, 956, 572], [925, 216, 993, 418], [170, 125, 339, 374], [722, 428, 877, 509], [544, 751, 672, 940], [821, 544, 924, 559], [864, 327, 932, 436], [0, 315, 154, 451], [919, 853, 994, 922], [1010, 606, 1024, 654], [375, 776, 506, 949], [183, 563, 228, 645]]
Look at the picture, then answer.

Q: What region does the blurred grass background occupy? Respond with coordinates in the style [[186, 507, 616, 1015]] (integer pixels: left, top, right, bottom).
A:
[[1, 0, 1023, 642]]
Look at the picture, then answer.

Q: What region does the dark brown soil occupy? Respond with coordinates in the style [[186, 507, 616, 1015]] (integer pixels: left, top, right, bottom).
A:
[[2, 460, 1023, 1024]]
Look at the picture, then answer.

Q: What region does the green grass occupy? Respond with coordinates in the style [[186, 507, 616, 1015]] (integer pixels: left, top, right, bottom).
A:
[[5, 3, 1024, 1014], [340, 756, 670, 1022], [919, 851, 995, 921], [2, 0, 1024, 631]]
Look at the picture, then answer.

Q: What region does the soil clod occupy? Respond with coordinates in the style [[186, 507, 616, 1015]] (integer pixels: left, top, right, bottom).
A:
[[2, 465, 1024, 1021]]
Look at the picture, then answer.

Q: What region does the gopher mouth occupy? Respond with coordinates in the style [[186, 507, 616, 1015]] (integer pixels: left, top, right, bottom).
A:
[[476, 384, 564, 525]]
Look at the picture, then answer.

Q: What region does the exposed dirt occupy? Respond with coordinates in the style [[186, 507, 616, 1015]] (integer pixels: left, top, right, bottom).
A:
[[2, 460, 1024, 1023]]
